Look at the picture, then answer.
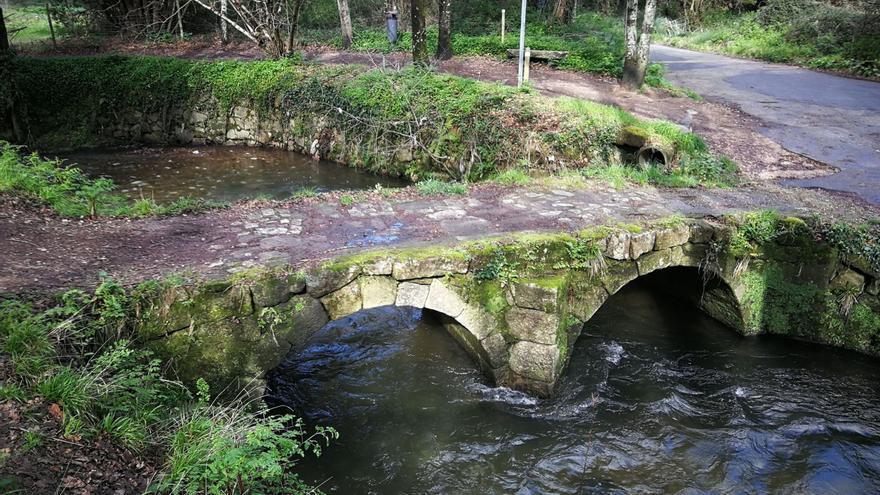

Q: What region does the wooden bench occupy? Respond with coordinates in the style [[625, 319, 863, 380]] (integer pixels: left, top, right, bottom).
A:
[[505, 49, 568, 61]]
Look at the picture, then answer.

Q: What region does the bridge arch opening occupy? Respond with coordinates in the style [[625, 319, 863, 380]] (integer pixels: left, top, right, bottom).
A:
[[572, 265, 745, 355], [265, 305, 491, 414]]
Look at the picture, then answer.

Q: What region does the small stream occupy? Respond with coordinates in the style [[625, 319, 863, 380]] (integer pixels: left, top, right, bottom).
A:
[[59, 146, 407, 203], [268, 277, 880, 494]]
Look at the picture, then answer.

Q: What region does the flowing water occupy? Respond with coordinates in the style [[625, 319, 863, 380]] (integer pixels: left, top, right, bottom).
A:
[[60, 146, 407, 203], [268, 277, 880, 494]]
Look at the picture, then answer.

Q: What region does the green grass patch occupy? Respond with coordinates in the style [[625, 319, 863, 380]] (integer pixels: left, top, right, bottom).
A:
[[416, 179, 468, 196]]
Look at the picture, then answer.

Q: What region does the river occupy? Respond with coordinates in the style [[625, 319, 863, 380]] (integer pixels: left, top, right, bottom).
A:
[[269, 276, 880, 494]]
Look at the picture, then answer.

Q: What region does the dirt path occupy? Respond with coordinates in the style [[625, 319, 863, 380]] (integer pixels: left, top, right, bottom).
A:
[[1, 181, 875, 296], [652, 44, 880, 204]]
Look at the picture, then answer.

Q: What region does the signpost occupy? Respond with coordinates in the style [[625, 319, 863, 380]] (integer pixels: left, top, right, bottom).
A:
[[516, 0, 527, 87]]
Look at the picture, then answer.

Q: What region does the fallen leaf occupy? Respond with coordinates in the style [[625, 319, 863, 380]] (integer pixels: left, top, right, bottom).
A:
[[48, 403, 64, 421]]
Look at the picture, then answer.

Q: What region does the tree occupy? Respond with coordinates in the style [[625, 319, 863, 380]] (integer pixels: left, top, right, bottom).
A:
[[411, 0, 428, 65], [436, 0, 452, 60], [336, 0, 353, 49], [0, 7, 9, 52], [621, 0, 658, 90], [552, 0, 574, 24], [191, 0, 307, 57]]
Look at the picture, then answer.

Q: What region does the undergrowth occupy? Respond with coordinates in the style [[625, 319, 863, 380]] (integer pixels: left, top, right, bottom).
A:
[[0, 281, 336, 493]]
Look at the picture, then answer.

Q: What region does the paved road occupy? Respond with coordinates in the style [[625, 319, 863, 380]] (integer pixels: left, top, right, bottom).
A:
[[651, 45, 880, 204]]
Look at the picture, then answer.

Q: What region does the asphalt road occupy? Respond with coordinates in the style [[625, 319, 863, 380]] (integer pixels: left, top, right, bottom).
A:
[[651, 45, 880, 204]]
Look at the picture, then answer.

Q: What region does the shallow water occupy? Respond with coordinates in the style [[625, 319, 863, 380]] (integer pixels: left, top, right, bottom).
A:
[[59, 146, 407, 203], [268, 278, 880, 494]]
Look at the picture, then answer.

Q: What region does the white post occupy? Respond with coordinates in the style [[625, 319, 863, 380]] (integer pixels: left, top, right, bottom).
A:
[[524, 47, 531, 83], [516, 0, 527, 87], [501, 9, 505, 43]]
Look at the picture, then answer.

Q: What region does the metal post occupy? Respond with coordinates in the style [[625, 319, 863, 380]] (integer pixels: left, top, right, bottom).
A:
[[516, 0, 527, 87], [501, 9, 505, 43]]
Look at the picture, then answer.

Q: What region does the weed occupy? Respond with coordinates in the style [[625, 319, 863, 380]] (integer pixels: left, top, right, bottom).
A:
[[339, 193, 356, 206], [416, 179, 468, 196], [494, 169, 532, 186], [291, 186, 318, 199]]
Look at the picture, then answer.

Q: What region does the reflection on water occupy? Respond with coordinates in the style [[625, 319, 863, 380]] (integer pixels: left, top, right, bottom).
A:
[[59, 146, 407, 203], [268, 278, 880, 494]]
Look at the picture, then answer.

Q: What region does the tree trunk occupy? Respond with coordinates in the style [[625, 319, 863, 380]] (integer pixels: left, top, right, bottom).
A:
[[0, 7, 9, 52], [286, 0, 305, 53], [411, 0, 429, 66], [436, 0, 452, 60], [620, 0, 657, 90], [336, 0, 353, 49], [553, 0, 574, 24], [220, 0, 228, 43]]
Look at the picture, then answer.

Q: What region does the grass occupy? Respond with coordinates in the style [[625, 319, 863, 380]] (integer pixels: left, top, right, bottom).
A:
[[0, 142, 221, 217], [656, 11, 880, 79], [416, 179, 468, 196], [5, 4, 53, 45]]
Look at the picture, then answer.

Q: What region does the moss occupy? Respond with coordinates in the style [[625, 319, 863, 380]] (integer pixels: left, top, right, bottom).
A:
[[820, 299, 880, 355]]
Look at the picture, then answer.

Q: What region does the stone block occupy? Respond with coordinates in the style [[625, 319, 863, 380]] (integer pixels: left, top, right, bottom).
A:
[[600, 260, 639, 295], [482, 332, 509, 369], [506, 307, 559, 345], [363, 257, 394, 276], [360, 276, 398, 309], [568, 282, 608, 322], [603, 231, 631, 260], [630, 231, 656, 259], [637, 245, 694, 276], [424, 280, 467, 318], [689, 221, 715, 244], [392, 256, 469, 280], [512, 281, 559, 312], [307, 265, 361, 298], [320, 281, 362, 320], [655, 224, 691, 250], [830, 268, 866, 293], [396, 282, 431, 308], [457, 304, 498, 341], [508, 341, 559, 383]]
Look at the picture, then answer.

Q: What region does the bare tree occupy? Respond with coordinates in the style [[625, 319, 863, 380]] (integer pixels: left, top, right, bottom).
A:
[[621, 0, 658, 90], [436, 0, 452, 60], [336, 0, 353, 49], [411, 0, 428, 65], [191, 0, 306, 57]]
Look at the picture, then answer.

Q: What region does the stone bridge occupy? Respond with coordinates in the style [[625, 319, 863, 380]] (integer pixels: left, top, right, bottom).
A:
[[137, 216, 879, 398]]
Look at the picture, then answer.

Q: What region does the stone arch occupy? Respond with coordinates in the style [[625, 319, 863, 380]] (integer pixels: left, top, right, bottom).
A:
[[314, 273, 507, 385]]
